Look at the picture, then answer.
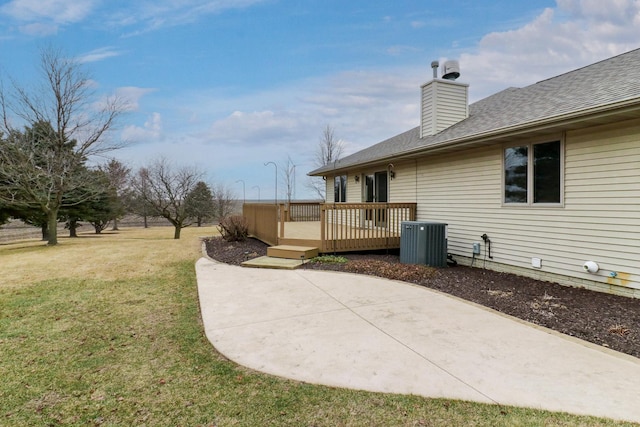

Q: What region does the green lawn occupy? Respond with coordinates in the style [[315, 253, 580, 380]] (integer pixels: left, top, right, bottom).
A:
[[0, 227, 634, 426]]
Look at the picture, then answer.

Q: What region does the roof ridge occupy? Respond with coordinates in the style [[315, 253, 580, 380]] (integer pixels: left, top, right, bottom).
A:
[[309, 48, 640, 176], [534, 46, 640, 85]]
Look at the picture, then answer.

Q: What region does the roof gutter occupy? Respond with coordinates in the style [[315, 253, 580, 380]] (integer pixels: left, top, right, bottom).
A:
[[309, 98, 640, 176]]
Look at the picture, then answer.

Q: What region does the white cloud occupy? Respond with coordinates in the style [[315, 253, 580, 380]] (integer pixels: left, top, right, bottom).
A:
[[557, 0, 640, 24], [458, 1, 640, 101], [19, 22, 58, 36], [77, 47, 123, 63], [208, 110, 302, 145], [113, 0, 640, 199], [1, 0, 95, 23], [115, 86, 156, 112], [110, 0, 267, 34], [122, 112, 164, 144], [178, 66, 423, 171]]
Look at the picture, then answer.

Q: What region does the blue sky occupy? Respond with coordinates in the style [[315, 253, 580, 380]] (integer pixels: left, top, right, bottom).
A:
[[1, 0, 639, 200]]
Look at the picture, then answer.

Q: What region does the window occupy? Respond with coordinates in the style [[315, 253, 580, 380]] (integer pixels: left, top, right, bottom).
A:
[[504, 140, 562, 205], [334, 175, 346, 202]]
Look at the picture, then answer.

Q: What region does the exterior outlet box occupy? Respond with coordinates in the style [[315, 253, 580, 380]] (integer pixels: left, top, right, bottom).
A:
[[532, 258, 542, 269], [472, 243, 481, 255]]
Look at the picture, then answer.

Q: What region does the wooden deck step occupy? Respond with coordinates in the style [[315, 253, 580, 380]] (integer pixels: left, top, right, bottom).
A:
[[267, 245, 319, 260]]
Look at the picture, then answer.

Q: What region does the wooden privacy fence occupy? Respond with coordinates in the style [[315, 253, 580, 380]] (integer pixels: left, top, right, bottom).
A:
[[243, 203, 278, 246], [321, 203, 417, 252]]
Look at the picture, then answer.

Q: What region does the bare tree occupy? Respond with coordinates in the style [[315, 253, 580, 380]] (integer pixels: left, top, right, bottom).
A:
[[211, 183, 237, 220], [0, 47, 125, 245], [281, 155, 296, 205], [315, 124, 344, 167], [307, 124, 344, 200], [306, 176, 327, 201], [130, 158, 203, 239], [126, 167, 154, 228]]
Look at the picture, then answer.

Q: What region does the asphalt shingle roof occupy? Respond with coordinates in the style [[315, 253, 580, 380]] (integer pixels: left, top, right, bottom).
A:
[[311, 47, 640, 175]]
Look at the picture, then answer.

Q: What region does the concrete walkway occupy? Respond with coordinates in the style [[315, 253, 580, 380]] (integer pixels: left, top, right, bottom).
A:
[[196, 257, 640, 423]]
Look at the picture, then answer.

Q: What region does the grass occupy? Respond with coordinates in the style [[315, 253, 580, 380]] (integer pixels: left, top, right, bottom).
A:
[[0, 227, 635, 426]]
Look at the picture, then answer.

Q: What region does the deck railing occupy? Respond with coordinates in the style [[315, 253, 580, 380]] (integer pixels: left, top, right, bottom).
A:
[[282, 202, 321, 222], [243, 202, 417, 253], [320, 203, 417, 252], [243, 203, 278, 246]]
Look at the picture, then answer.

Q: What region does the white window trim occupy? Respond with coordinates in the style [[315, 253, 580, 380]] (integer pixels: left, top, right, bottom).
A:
[[502, 135, 565, 207]]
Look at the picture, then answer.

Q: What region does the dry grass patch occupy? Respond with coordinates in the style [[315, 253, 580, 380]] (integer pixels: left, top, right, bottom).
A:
[[0, 226, 215, 288]]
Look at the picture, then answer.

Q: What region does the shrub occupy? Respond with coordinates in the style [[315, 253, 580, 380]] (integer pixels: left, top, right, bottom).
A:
[[217, 216, 249, 242], [312, 255, 348, 264]]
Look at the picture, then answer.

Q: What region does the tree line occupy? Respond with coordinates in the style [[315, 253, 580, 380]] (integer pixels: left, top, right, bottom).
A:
[[0, 131, 236, 243], [0, 47, 234, 244]]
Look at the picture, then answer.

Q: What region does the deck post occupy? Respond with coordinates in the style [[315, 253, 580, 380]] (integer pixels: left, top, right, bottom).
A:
[[320, 204, 326, 252], [279, 204, 285, 241]]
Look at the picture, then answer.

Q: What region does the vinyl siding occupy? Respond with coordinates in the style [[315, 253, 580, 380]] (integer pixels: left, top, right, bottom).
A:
[[332, 118, 640, 295], [389, 161, 417, 203], [414, 145, 501, 259], [561, 118, 640, 290], [346, 173, 361, 202], [325, 177, 334, 203], [404, 118, 640, 293], [420, 79, 468, 137]]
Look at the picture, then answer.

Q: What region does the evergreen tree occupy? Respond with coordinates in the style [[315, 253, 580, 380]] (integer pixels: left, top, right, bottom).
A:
[[185, 181, 215, 227]]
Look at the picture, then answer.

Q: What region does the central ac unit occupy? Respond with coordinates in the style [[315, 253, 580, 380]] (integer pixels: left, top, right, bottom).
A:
[[400, 221, 447, 267]]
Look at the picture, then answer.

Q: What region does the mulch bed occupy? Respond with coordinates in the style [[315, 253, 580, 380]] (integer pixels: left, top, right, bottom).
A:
[[204, 237, 640, 359]]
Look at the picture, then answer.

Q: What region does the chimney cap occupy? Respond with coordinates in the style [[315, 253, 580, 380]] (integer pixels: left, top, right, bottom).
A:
[[442, 60, 460, 80]]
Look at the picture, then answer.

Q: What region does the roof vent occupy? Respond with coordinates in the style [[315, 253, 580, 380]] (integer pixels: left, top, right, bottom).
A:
[[430, 60, 439, 79], [442, 60, 460, 80]]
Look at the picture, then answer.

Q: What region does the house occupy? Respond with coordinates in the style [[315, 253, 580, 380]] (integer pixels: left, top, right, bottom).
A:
[[309, 48, 640, 298]]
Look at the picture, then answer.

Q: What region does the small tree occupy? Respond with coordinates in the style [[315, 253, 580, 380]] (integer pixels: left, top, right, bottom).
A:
[[59, 169, 116, 237], [185, 181, 215, 226], [125, 168, 155, 228], [315, 124, 344, 167], [99, 159, 130, 231], [130, 158, 203, 239], [211, 183, 236, 221], [281, 156, 296, 205], [59, 170, 118, 236], [307, 124, 344, 200]]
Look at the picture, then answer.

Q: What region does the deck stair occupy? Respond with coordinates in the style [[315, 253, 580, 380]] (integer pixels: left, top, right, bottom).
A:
[[267, 245, 319, 260], [241, 245, 319, 270]]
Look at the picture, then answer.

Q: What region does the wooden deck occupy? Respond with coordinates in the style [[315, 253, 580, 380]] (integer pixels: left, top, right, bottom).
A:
[[244, 202, 416, 253], [278, 221, 322, 248]]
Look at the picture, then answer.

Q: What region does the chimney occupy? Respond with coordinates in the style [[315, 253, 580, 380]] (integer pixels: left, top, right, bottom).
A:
[[420, 60, 469, 138]]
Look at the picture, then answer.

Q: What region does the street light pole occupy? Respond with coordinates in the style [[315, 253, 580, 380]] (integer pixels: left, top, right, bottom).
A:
[[264, 161, 277, 205], [252, 185, 260, 201], [235, 179, 245, 204]]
